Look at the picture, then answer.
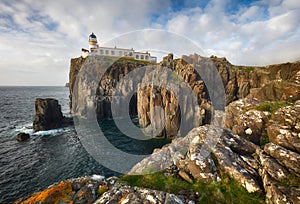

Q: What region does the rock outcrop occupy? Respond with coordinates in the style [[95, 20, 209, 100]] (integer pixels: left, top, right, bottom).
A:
[[94, 183, 196, 204], [14, 175, 115, 204], [129, 125, 262, 193], [33, 98, 64, 131], [33, 98, 72, 132], [267, 101, 300, 153], [69, 56, 149, 120], [129, 124, 300, 203], [69, 55, 300, 138], [130, 96, 300, 203], [224, 98, 271, 144], [14, 175, 196, 204], [16, 132, 30, 141]]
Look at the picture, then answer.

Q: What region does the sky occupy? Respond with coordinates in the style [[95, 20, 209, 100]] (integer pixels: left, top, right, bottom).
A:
[[0, 0, 299, 86]]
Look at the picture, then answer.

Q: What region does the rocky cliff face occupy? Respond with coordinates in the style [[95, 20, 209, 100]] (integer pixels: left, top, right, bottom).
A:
[[211, 57, 300, 103], [69, 55, 300, 139], [137, 54, 300, 138], [69, 56, 149, 120], [33, 98, 63, 131], [33, 98, 73, 132], [129, 98, 300, 203]]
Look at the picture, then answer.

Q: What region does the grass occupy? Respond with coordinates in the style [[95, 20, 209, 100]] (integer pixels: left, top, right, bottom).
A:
[[119, 171, 265, 204], [100, 55, 152, 64], [254, 101, 292, 113], [260, 135, 270, 146], [233, 66, 254, 73]]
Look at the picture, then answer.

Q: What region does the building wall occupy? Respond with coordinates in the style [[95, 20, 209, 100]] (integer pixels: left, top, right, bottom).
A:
[[85, 46, 156, 63], [95, 47, 155, 62], [82, 51, 89, 58], [97, 47, 134, 58]]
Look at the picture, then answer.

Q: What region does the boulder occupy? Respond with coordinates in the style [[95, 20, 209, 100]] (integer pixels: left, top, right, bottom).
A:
[[267, 102, 300, 153], [14, 175, 108, 204], [251, 81, 300, 102], [130, 125, 262, 193], [264, 143, 300, 175], [224, 98, 270, 144], [16, 132, 30, 141], [260, 168, 300, 204], [94, 183, 193, 204], [33, 98, 63, 131]]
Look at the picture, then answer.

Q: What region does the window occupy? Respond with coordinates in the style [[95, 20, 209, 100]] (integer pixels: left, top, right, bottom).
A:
[[145, 55, 149, 60], [119, 51, 123, 56], [100, 50, 104, 55], [136, 55, 139, 59], [129, 52, 133, 56], [124, 52, 128, 56], [111, 50, 115, 55], [141, 55, 144, 60], [105, 50, 109, 55]]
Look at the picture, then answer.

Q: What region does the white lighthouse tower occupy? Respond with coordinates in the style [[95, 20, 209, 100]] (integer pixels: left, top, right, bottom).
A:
[[89, 32, 98, 52]]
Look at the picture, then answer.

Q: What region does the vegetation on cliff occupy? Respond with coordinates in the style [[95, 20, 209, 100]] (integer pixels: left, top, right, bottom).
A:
[[120, 171, 265, 204]]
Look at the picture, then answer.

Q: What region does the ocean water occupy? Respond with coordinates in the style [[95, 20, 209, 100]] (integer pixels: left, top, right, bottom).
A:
[[0, 86, 168, 203]]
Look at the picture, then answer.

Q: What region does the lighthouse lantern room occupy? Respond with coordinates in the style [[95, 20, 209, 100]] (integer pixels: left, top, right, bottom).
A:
[[89, 32, 98, 52]]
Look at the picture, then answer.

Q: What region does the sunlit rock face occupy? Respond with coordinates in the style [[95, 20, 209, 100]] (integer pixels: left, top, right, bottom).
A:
[[69, 55, 300, 139]]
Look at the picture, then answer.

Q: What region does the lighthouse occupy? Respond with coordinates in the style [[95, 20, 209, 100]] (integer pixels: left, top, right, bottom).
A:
[[89, 32, 98, 52], [81, 32, 157, 62]]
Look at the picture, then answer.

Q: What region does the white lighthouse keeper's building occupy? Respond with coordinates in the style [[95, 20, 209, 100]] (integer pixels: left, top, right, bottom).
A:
[[82, 33, 157, 63]]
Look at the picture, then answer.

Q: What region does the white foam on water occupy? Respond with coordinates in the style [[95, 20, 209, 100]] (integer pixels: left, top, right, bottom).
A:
[[15, 123, 34, 135], [33, 128, 65, 136]]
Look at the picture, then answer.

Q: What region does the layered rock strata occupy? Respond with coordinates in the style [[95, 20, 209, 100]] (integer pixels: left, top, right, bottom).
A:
[[69, 55, 300, 138]]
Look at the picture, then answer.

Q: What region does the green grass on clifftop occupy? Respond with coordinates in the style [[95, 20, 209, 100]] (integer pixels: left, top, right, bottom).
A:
[[254, 101, 292, 113], [100, 56, 152, 64], [119, 171, 265, 204], [233, 65, 255, 73]]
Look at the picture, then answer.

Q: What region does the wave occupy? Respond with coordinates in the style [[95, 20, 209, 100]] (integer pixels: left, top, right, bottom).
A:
[[33, 128, 66, 136], [15, 123, 72, 137], [15, 123, 33, 135]]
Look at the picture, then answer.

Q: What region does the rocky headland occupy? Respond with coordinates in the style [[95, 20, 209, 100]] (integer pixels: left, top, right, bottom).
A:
[[15, 55, 300, 203]]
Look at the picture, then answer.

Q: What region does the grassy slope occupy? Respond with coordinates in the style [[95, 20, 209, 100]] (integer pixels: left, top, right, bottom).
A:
[[119, 171, 265, 204]]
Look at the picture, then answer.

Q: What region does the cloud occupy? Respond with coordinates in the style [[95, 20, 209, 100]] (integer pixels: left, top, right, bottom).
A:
[[0, 0, 299, 85], [165, 0, 300, 65]]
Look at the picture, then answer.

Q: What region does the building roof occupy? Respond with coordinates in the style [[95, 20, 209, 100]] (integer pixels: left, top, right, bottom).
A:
[[89, 32, 97, 39], [98, 46, 133, 51]]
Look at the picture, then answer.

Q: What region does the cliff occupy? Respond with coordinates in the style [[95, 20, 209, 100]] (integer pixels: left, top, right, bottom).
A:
[[15, 55, 300, 204], [69, 54, 300, 138], [69, 56, 150, 120], [130, 99, 300, 203]]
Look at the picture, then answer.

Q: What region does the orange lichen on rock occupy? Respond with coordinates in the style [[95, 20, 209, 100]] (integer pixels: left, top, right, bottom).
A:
[[117, 194, 128, 204], [98, 185, 109, 195], [18, 181, 74, 204]]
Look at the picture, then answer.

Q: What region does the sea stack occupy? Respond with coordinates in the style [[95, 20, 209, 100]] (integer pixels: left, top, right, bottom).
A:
[[33, 98, 64, 131]]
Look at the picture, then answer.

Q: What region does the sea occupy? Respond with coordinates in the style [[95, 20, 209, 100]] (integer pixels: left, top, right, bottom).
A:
[[0, 86, 168, 203]]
